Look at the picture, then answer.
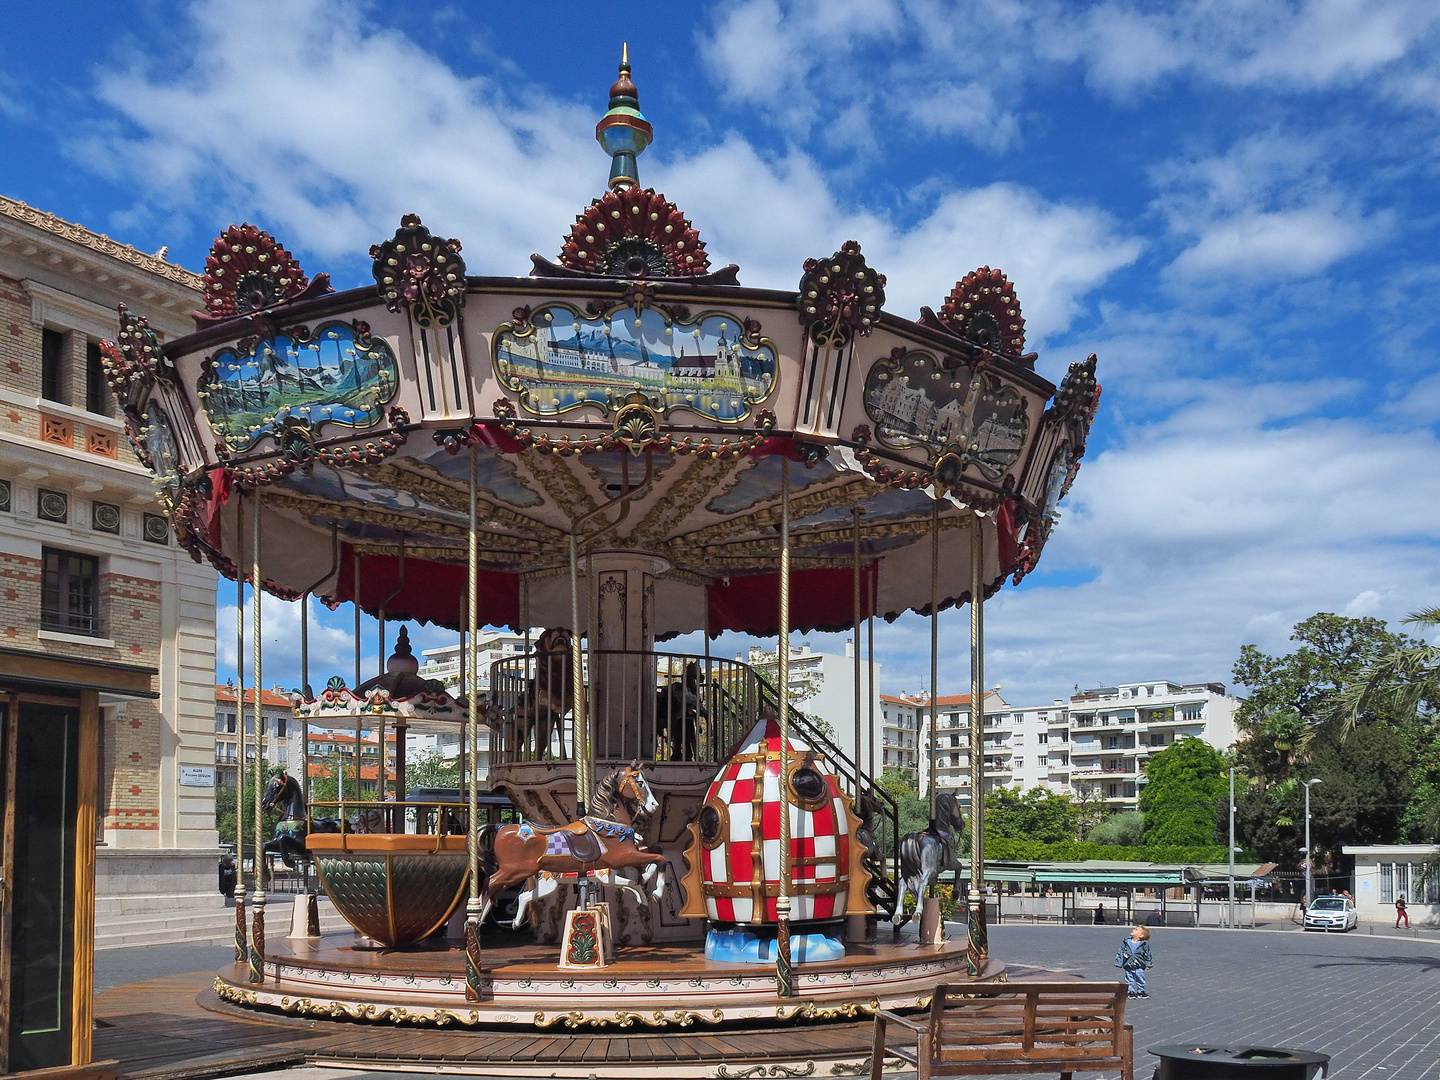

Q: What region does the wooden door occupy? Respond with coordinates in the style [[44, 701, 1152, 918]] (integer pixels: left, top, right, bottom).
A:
[[5, 700, 81, 1072]]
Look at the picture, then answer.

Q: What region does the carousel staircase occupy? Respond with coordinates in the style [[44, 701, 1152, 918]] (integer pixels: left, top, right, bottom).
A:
[[93, 891, 351, 950]]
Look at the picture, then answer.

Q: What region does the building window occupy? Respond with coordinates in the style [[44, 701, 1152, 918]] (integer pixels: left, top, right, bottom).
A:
[[276, 716, 288, 738], [1108, 783, 1119, 797], [277, 746, 289, 766], [1015, 757, 1024, 768], [1183, 705, 1203, 721], [41, 548, 100, 635], [1038, 733, 1048, 745], [0, 479, 10, 513], [85, 341, 107, 416], [41, 328, 65, 404]]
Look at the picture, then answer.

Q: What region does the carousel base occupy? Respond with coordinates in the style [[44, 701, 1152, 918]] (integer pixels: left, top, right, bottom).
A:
[[213, 925, 1005, 1034]]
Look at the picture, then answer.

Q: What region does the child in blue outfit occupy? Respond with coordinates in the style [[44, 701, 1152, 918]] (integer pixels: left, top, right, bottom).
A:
[[1115, 925, 1153, 998]]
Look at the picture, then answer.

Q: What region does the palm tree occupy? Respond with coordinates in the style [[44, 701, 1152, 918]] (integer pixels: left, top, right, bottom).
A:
[[1333, 607, 1440, 732]]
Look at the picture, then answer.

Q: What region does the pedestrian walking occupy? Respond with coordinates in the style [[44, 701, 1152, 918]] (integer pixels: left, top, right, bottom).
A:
[[1115, 925, 1153, 998], [1396, 893, 1410, 929]]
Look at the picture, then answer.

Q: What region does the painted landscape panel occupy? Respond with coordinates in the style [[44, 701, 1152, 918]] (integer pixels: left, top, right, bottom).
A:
[[493, 302, 776, 421], [200, 322, 399, 451]]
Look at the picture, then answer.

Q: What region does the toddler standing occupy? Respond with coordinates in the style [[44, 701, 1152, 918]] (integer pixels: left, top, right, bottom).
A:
[[1114, 925, 1153, 998]]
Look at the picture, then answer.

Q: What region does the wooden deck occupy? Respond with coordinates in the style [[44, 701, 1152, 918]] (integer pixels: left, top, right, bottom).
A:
[[93, 962, 1049, 1079]]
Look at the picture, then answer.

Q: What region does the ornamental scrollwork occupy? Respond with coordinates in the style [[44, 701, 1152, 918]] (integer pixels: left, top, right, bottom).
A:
[[370, 213, 467, 328], [797, 240, 886, 347]]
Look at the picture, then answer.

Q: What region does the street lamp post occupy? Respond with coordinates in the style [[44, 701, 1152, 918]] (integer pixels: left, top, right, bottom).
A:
[[1303, 778, 1323, 906]]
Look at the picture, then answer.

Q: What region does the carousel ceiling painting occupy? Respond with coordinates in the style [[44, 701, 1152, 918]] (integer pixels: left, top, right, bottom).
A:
[[101, 52, 1100, 638]]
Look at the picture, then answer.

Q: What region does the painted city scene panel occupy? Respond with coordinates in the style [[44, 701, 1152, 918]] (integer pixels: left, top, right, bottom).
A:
[[863, 349, 1027, 478], [493, 302, 776, 420], [199, 322, 399, 451]]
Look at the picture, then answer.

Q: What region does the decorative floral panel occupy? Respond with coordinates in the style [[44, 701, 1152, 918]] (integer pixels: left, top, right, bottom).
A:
[[493, 302, 775, 422]]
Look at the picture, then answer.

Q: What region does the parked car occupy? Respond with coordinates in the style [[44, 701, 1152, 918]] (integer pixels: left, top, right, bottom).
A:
[[1303, 894, 1357, 932]]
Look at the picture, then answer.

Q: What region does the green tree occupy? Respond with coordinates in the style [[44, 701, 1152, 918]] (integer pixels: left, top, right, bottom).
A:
[[404, 748, 460, 790], [1138, 737, 1228, 847], [878, 766, 932, 840], [1333, 607, 1440, 733], [984, 787, 1082, 843], [1087, 811, 1145, 846], [1231, 613, 1419, 865]]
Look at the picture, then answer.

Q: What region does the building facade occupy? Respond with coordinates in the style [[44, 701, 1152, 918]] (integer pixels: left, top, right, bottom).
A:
[[745, 640, 882, 774], [213, 683, 299, 784], [1343, 845, 1440, 927], [0, 194, 218, 905], [889, 679, 1235, 812], [1067, 681, 1237, 811]]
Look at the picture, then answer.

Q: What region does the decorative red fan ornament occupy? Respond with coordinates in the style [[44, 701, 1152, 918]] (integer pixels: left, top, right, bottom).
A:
[[938, 266, 1026, 355], [559, 188, 710, 279]]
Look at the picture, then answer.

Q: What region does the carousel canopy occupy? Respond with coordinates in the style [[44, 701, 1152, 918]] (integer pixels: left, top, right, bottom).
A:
[[101, 55, 1098, 640]]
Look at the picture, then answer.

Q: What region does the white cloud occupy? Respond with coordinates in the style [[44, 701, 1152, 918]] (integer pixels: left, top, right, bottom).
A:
[[1153, 133, 1388, 281], [698, 0, 1440, 156], [83, 0, 1135, 350]]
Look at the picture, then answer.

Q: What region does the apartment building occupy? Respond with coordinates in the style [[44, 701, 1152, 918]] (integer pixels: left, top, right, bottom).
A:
[[1067, 681, 1237, 810], [413, 628, 525, 781], [889, 679, 1234, 811], [746, 640, 882, 773], [213, 682, 299, 784], [0, 194, 219, 903], [305, 729, 398, 797]]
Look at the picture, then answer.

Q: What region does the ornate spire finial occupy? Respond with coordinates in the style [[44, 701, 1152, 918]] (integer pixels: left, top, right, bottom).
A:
[[596, 44, 653, 191]]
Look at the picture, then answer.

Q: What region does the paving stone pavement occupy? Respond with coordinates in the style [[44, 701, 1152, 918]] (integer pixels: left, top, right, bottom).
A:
[[989, 924, 1440, 1079]]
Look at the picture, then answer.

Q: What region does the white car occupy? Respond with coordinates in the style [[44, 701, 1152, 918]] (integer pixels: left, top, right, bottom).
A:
[[1303, 895, 1358, 932]]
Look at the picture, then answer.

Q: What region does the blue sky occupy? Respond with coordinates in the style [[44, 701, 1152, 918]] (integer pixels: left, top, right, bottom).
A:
[[5, 0, 1439, 704]]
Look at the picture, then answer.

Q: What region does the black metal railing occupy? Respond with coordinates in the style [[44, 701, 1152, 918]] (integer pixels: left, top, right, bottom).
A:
[[486, 646, 899, 911]]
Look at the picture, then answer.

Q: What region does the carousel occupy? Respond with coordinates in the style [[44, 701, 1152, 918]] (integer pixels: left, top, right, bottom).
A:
[[101, 50, 1098, 1069]]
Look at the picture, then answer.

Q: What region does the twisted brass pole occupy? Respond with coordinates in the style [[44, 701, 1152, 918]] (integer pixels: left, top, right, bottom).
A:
[[465, 440, 485, 1001], [248, 490, 265, 984], [233, 492, 246, 966], [967, 512, 988, 976], [776, 455, 794, 998]]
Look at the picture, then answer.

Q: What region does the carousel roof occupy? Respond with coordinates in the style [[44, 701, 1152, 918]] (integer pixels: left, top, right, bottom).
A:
[[100, 52, 1099, 640]]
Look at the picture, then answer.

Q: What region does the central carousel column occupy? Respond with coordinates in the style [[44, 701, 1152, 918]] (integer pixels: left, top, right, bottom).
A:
[[586, 551, 665, 763]]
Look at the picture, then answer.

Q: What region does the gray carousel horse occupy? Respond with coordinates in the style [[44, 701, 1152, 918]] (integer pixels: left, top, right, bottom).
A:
[[892, 790, 965, 930]]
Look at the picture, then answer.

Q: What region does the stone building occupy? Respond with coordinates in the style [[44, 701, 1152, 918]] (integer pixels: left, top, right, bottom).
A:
[[0, 193, 219, 942]]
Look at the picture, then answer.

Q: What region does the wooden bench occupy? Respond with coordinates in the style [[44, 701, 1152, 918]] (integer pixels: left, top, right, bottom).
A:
[[870, 981, 1133, 1080]]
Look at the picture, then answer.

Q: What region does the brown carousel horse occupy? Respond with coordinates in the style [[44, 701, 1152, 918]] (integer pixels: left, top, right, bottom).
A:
[[513, 627, 573, 757], [481, 762, 666, 928]]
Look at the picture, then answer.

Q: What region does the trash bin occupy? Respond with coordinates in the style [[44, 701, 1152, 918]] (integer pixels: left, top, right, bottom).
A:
[[1149, 1044, 1330, 1080]]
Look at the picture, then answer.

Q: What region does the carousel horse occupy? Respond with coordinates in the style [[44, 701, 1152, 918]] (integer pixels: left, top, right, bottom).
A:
[[261, 771, 341, 868], [514, 627, 573, 757], [853, 788, 891, 911], [657, 660, 707, 761], [892, 790, 965, 930], [480, 762, 667, 929]]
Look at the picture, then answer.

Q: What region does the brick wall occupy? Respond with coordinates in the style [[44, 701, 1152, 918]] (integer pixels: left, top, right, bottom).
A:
[[104, 571, 162, 833], [0, 274, 41, 397]]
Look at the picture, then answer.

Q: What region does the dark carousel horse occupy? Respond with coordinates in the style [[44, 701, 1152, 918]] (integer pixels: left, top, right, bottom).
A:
[[261, 770, 341, 868], [853, 788, 891, 911], [657, 660, 707, 761], [514, 627, 573, 757], [893, 789, 965, 930], [480, 762, 667, 928]]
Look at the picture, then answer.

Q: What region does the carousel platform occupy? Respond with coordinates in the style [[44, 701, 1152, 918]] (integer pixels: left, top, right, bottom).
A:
[[212, 926, 1004, 1031], [96, 951, 1032, 1080]]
